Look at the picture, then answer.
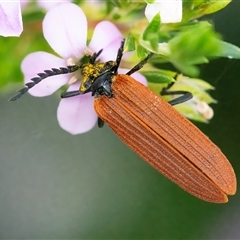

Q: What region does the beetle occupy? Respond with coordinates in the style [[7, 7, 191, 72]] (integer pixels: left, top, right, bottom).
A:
[[10, 40, 236, 203]]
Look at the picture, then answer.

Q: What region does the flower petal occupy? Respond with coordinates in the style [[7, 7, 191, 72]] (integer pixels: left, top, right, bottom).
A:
[[38, 0, 72, 11], [145, 0, 182, 23], [20, 0, 28, 9], [0, 2, 23, 37], [197, 101, 214, 120], [118, 68, 148, 86], [57, 84, 98, 134], [43, 3, 87, 59], [89, 21, 123, 61], [21, 51, 68, 97]]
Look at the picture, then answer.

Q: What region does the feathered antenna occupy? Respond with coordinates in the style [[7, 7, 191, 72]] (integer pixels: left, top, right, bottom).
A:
[[9, 65, 81, 101], [9, 48, 105, 101]]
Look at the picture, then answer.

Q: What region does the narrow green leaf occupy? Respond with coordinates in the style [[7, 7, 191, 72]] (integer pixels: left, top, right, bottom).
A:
[[215, 41, 240, 59], [136, 45, 150, 59], [182, 0, 231, 20], [142, 13, 161, 50], [141, 71, 174, 83], [199, 0, 231, 15], [125, 33, 135, 52]]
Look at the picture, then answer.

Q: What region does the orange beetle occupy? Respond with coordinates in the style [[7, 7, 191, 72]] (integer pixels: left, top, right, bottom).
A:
[[10, 40, 236, 203]]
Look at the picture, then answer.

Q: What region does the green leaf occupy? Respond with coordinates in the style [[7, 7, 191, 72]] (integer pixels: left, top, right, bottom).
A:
[[112, 13, 121, 20], [168, 22, 222, 76], [0, 22, 52, 89], [173, 83, 216, 104], [174, 103, 208, 123], [182, 0, 231, 21], [145, 0, 154, 3], [105, 0, 115, 14], [187, 78, 215, 91], [108, 0, 134, 8], [141, 71, 175, 84], [215, 41, 240, 59], [136, 45, 150, 60], [147, 82, 165, 95], [125, 33, 135, 52], [197, 0, 231, 15], [118, 0, 131, 7], [142, 13, 161, 50], [109, 0, 121, 7], [171, 76, 217, 104]]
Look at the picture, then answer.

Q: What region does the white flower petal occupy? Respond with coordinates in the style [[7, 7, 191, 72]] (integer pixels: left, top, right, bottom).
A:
[[43, 3, 87, 59], [0, 1, 23, 36], [145, 0, 182, 23], [197, 101, 214, 120], [21, 51, 68, 97], [57, 84, 98, 134], [38, 0, 71, 11], [89, 21, 122, 61]]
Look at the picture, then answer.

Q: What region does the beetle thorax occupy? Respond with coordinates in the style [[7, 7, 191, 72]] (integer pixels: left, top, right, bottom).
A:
[[80, 60, 116, 93]]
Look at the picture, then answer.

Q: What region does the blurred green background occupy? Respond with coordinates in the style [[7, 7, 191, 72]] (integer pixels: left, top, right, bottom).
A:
[[0, 2, 240, 239]]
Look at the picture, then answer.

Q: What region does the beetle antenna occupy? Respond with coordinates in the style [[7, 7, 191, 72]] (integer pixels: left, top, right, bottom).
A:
[[9, 64, 81, 101], [113, 39, 125, 74]]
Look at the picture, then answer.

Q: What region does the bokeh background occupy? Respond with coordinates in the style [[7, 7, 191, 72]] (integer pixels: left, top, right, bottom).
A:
[[0, 1, 240, 239]]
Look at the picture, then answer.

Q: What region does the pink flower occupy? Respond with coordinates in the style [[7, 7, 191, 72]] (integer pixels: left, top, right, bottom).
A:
[[21, 3, 147, 135], [0, 1, 23, 37]]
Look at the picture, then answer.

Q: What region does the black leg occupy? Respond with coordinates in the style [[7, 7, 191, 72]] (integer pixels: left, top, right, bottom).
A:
[[161, 81, 193, 106], [98, 117, 105, 128], [166, 92, 193, 106], [61, 90, 81, 98], [126, 52, 154, 76]]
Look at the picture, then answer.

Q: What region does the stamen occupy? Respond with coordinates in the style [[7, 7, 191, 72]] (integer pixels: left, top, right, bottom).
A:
[[68, 75, 78, 85], [84, 47, 94, 56], [67, 58, 76, 66]]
